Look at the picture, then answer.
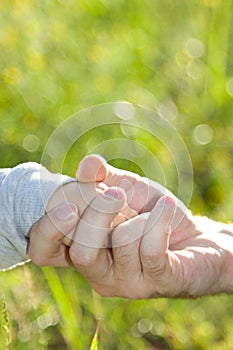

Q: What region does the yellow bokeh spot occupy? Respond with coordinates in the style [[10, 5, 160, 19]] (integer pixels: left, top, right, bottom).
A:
[[27, 53, 46, 70], [88, 45, 109, 64], [24, 20, 39, 39], [0, 27, 18, 47], [13, 0, 33, 17], [3, 66, 21, 85], [95, 74, 114, 93], [200, 0, 221, 8], [2, 128, 17, 145], [50, 22, 67, 41]]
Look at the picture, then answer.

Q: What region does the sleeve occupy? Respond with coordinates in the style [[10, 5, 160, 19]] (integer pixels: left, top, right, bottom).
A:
[[0, 162, 74, 270], [0, 168, 11, 184]]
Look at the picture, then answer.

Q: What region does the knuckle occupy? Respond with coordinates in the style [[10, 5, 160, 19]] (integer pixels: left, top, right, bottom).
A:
[[141, 251, 166, 275], [114, 247, 132, 265], [113, 234, 130, 248], [112, 225, 134, 247], [69, 247, 94, 269]]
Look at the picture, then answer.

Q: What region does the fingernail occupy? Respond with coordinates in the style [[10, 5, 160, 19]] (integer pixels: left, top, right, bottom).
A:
[[157, 195, 176, 207], [55, 203, 78, 220], [104, 187, 125, 201], [164, 195, 176, 205]]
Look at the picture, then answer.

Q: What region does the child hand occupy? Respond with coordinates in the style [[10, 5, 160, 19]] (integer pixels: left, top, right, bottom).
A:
[[46, 181, 137, 246]]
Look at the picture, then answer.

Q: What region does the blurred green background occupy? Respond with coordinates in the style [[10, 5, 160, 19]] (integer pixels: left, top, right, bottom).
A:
[[1, 0, 233, 349]]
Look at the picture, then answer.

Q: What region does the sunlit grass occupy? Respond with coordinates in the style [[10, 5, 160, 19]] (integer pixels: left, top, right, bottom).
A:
[[0, 295, 11, 349], [1, 265, 233, 349]]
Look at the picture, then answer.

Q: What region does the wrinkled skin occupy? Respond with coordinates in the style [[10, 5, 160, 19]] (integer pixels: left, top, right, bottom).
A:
[[71, 155, 233, 298], [28, 154, 233, 298]]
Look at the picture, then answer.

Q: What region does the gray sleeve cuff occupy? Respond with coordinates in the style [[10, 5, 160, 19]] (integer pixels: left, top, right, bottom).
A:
[[0, 168, 11, 184], [0, 162, 75, 270]]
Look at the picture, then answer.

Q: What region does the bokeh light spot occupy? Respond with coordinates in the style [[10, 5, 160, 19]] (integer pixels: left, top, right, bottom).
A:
[[0, 27, 18, 47], [37, 313, 59, 330], [186, 59, 205, 80], [131, 323, 143, 338], [88, 45, 109, 64], [185, 38, 205, 59], [137, 318, 152, 334], [2, 128, 17, 145], [157, 99, 178, 121], [194, 124, 213, 145], [50, 22, 67, 41], [95, 74, 114, 93], [3, 66, 21, 85], [201, 0, 221, 8], [23, 134, 40, 152], [27, 53, 46, 70]]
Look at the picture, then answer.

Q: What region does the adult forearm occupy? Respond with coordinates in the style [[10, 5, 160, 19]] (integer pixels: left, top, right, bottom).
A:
[[193, 216, 233, 295], [218, 223, 233, 294]]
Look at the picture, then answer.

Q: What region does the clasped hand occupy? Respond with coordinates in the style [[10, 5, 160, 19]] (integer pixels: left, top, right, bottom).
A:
[[28, 155, 232, 298]]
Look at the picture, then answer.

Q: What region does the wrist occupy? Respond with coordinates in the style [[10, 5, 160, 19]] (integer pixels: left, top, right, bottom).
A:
[[193, 216, 233, 295], [218, 223, 233, 294]]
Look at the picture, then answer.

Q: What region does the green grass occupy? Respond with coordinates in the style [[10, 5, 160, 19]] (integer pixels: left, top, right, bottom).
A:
[[0, 295, 11, 349], [1, 0, 233, 348]]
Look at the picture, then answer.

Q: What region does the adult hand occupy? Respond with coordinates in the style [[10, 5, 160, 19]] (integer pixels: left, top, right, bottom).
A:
[[69, 193, 233, 298], [110, 197, 233, 298], [77, 154, 167, 213], [73, 154, 233, 298], [76, 154, 196, 245]]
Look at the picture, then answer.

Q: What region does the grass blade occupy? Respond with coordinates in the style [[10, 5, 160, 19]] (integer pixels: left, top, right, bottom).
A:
[[90, 322, 99, 350], [42, 267, 82, 349]]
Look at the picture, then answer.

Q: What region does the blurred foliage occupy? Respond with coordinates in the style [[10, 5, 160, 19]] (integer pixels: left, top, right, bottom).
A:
[[1, 0, 233, 349]]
